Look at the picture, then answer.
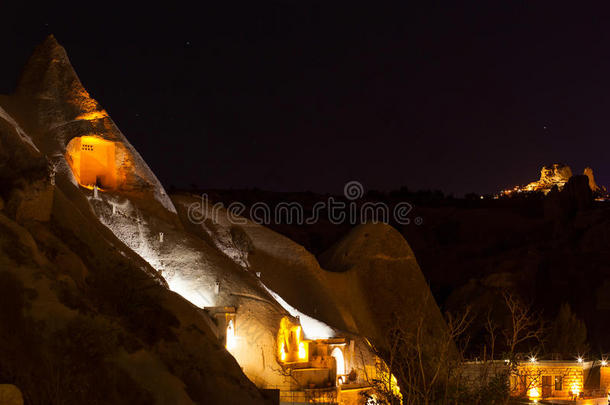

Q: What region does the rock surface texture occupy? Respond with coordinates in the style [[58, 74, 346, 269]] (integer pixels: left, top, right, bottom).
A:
[[0, 35, 447, 403]]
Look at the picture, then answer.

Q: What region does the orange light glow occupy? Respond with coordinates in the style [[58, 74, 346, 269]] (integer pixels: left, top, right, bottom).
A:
[[65, 135, 118, 190], [528, 386, 540, 399], [277, 317, 310, 363], [225, 319, 236, 351], [76, 110, 109, 121]]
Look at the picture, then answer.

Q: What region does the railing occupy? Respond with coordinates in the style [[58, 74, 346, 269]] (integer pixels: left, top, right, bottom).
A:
[[263, 385, 339, 405]]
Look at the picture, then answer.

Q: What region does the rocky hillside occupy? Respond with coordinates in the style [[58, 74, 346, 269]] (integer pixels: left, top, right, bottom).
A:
[[0, 40, 272, 405], [199, 179, 610, 355], [171, 193, 448, 361], [403, 176, 610, 353], [0, 35, 454, 403]]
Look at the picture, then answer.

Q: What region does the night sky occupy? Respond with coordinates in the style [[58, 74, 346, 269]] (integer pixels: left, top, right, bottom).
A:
[[3, 3, 610, 196]]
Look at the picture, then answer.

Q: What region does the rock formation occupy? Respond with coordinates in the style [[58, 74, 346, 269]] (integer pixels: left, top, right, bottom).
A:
[[4, 36, 175, 213], [172, 194, 448, 350], [544, 174, 593, 222], [0, 36, 289, 403], [501, 163, 606, 196], [1, 35, 417, 404], [522, 163, 572, 194], [583, 166, 606, 195], [0, 102, 271, 404], [319, 223, 450, 360], [174, 190, 451, 390], [0, 385, 23, 405]]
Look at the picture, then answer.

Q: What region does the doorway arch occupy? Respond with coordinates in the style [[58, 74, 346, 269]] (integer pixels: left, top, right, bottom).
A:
[[331, 347, 345, 376]]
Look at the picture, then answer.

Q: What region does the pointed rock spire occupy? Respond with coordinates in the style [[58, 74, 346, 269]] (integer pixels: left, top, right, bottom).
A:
[[17, 35, 75, 97], [7, 35, 176, 214], [584, 167, 605, 193], [15, 34, 106, 130]]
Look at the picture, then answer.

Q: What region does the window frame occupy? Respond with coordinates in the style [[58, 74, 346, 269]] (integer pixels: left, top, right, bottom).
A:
[[554, 375, 563, 391]]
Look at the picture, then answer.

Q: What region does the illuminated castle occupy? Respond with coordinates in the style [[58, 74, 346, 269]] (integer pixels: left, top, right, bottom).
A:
[[499, 163, 605, 197]]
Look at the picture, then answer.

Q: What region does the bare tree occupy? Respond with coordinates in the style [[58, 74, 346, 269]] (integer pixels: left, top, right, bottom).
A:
[[359, 290, 473, 405], [502, 291, 545, 357], [496, 291, 546, 403], [358, 291, 546, 405], [485, 309, 498, 363]]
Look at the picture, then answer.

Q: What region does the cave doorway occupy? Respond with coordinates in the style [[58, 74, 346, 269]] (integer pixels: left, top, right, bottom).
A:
[[331, 347, 345, 376], [65, 136, 118, 189]]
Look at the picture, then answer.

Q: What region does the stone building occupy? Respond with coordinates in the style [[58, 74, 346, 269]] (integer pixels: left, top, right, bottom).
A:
[[463, 358, 610, 401], [512, 360, 588, 400]]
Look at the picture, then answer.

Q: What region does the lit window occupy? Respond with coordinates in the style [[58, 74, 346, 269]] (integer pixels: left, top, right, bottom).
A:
[[298, 342, 306, 360], [555, 376, 563, 391], [226, 319, 236, 351]]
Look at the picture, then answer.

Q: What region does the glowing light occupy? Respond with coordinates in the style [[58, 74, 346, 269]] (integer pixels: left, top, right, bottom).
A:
[[262, 285, 335, 339], [332, 347, 345, 375], [226, 319, 236, 351], [529, 356, 537, 363], [528, 386, 540, 399], [499, 163, 572, 197], [76, 110, 108, 121], [166, 275, 214, 308], [65, 135, 118, 190], [602, 360, 608, 366], [577, 356, 584, 363], [277, 317, 312, 363], [298, 342, 306, 360], [571, 383, 580, 395]]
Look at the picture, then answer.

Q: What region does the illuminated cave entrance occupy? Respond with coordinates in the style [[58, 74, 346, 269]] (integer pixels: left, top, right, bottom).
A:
[[331, 347, 345, 376], [65, 136, 118, 190]]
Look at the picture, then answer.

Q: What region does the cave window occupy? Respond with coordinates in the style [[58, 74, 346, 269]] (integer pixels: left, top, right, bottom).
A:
[[65, 136, 118, 190]]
